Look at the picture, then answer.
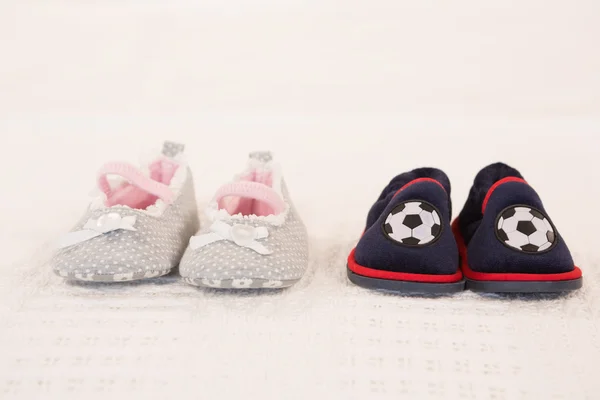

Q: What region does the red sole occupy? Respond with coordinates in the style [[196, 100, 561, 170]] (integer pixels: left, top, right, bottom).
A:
[[347, 248, 464, 284]]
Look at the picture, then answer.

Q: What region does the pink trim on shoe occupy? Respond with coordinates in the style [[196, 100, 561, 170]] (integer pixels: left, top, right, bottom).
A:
[[214, 181, 286, 217], [97, 162, 175, 208], [149, 157, 180, 186]]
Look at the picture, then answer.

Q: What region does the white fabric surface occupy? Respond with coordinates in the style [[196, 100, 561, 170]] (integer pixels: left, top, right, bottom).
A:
[[1, 1, 600, 399]]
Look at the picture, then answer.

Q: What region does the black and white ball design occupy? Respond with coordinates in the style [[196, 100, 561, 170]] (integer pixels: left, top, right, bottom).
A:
[[383, 201, 442, 246], [496, 206, 557, 253]]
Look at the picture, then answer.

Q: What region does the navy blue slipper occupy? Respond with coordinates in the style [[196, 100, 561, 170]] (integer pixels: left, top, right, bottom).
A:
[[453, 163, 582, 293], [347, 168, 465, 293]]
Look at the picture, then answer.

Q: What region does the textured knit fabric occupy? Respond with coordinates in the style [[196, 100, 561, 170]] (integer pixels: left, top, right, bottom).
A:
[[4, 137, 600, 400], [51, 165, 199, 282], [179, 156, 309, 289], [354, 169, 459, 275]]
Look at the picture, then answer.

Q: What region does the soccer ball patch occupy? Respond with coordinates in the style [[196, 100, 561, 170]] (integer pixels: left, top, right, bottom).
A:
[[496, 205, 557, 253], [383, 201, 442, 246]]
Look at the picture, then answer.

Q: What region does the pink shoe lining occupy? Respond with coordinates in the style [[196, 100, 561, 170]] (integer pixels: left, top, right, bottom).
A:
[[215, 170, 285, 217], [97, 158, 179, 209]]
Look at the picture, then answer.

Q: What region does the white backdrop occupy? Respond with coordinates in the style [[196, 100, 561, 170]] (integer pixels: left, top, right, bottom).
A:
[[1, 1, 600, 399]]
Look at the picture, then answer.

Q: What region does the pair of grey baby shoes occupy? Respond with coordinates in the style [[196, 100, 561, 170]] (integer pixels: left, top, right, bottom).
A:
[[51, 142, 309, 289]]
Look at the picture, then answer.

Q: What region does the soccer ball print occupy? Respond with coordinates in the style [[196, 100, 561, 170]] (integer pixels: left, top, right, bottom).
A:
[[496, 205, 557, 253], [383, 201, 442, 246]]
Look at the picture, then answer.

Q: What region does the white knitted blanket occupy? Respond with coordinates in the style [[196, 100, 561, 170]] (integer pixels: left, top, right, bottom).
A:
[[1, 226, 599, 399]]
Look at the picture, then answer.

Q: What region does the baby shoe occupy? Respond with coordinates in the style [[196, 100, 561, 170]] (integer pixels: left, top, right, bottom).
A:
[[347, 168, 464, 293], [179, 151, 309, 289], [453, 163, 582, 293], [51, 141, 200, 282]]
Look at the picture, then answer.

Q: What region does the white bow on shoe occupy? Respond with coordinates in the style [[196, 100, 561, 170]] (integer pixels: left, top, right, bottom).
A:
[[189, 220, 272, 255], [58, 213, 137, 249]]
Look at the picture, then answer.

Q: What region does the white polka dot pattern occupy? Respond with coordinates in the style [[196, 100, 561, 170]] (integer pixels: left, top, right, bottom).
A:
[[248, 151, 273, 163], [179, 182, 309, 288], [51, 168, 200, 282], [162, 141, 185, 158]]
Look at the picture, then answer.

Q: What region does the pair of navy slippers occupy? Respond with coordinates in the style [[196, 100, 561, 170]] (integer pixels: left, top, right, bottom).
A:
[[347, 163, 583, 294]]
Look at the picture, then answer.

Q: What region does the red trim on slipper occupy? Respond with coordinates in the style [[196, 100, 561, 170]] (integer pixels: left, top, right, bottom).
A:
[[347, 248, 464, 283], [451, 219, 582, 282], [393, 178, 446, 198], [481, 177, 527, 213]]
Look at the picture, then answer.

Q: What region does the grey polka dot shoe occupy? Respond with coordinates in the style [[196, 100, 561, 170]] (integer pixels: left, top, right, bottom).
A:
[[51, 142, 200, 282], [180, 151, 309, 289]]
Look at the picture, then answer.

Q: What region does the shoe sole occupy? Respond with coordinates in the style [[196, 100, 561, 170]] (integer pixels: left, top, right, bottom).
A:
[[54, 268, 172, 282], [347, 267, 465, 294], [465, 277, 582, 293], [182, 277, 300, 289], [346, 248, 465, 294]]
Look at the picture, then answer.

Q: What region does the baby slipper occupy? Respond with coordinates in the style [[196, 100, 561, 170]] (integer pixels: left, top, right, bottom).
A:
[[179, 151, 309, 289], [453, 163, 582, 293], [347, 168, 464, 293], [51, 141, 199, 282]]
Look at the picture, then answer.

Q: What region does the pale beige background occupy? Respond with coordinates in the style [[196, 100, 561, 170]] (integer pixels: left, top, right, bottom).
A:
[[1, 0, 600, 256], [1, 1, 600, 115]]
